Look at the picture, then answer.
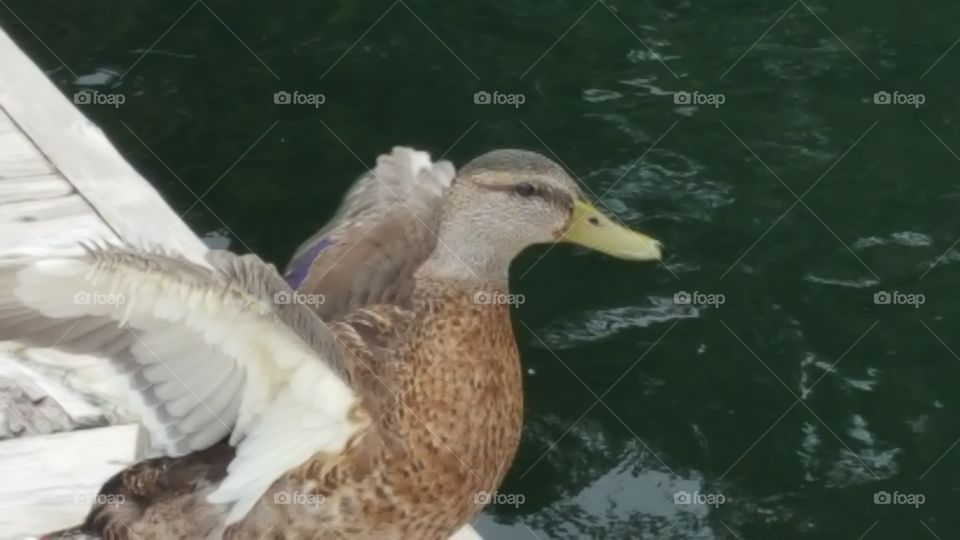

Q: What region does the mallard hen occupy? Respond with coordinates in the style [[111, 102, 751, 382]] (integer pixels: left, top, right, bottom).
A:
[[0, 147, 661, 539]]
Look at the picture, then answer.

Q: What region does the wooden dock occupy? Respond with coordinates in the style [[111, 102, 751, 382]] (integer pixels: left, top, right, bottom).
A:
[[0, 24, 208, 538]]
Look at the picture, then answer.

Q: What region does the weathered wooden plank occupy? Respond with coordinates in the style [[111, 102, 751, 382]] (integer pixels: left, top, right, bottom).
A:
[[0, 216, 116, 256], [0, 131, 55, 179], [0, 28, 207, 262], [0, 343, 134, 439], [0, 424, 145, 538], [0, 174, 73, 203], [0, 193, 95, 225], [0, 107, 15, 134], [0, 194, 118, 255]]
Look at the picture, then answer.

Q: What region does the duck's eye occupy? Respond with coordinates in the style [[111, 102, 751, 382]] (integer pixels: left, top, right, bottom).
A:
[[514, 183, 536, 197]]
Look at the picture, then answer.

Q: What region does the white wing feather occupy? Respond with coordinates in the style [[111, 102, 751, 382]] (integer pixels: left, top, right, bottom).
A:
[[0, 248, 364, 523]]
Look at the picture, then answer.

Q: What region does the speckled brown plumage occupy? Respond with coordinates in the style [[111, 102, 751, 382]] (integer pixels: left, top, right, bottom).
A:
[[30, 147, 661, 539], [225, 281, 522, 539], [69, 279, 521, 540], [80, 442, 234, 540]]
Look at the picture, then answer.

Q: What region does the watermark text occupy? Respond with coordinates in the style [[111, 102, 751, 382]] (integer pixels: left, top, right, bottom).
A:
[[474, 291, 525, 306], [274, 291, 326, 306], [874, 490, 924, 508], [874, 290, 924, 308], [74, 90, 125, 108], [474, 90, 525, 108], [674, 91, 725, 108], [674, 490, 726, 508], [674, 290, 725, 308], [873, 91, 924, 108], [274, 90, 326, 108], [474, 490, 525, 508], [274, 490, 326, 507], [74, 291, 126, 306]]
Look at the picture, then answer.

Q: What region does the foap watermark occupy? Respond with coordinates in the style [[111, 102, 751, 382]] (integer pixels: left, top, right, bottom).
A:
[[73, 89, 125, 108], [274, 90, 326, 108], [473, 291, 525, 306], [474, 490, 525, 508], [674, 490, 726, 508], [873, 290, 924, 308], [273, 490, 326, 507], [674, 90, 725, 108], [274, 290, 326, 307], [874, 490, 925, 508], [473, 90, 525, 108], [74, 291, 125, 306], [674, 290, 725, 308], [873, 91, 925, 108], [74, 493, 125, 507]]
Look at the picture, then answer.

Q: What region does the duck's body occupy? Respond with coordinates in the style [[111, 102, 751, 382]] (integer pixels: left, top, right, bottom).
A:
[[0, 147, 661, 539], [273, 287, 521, 539], [91, 285, 519, 539]]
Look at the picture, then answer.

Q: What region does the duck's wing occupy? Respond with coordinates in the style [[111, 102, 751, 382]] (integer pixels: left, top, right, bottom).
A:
[[0, 245, 371, 523], [285, 146, 454, 318]]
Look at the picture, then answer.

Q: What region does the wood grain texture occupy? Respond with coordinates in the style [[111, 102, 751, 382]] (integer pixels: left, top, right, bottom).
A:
[[0, 174, 73, 204], [0, 131, 55, 179], [0, 108, 16, 134], [0, 424, 145, 538], [0, 27, 207, 262], [0, 213, 117, 256], [0, 342, 135, 440], [0, 193, 95, 224], [0, 194, 118, 256]]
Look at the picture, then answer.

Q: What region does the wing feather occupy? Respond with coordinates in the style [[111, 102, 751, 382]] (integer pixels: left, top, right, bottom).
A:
[[0, 245, 370, 523], [284, 146, 455, 317]]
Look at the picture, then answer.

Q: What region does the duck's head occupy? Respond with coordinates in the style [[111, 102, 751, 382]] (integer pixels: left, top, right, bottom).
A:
[[427, 149, 662, 280]]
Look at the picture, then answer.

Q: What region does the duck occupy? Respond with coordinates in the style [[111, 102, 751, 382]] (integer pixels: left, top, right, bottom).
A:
[[0, 147, 662, 539]]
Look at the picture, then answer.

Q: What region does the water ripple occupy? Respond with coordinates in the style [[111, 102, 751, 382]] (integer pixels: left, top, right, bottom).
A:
[[536, 298, 698, 351]]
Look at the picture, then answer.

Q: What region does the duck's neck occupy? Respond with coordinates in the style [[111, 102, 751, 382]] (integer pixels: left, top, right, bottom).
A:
[[414, 216, 517, 288]]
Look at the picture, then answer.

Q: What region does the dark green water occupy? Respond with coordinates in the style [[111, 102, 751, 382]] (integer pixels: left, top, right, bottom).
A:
[[4, 1, 960, 538]]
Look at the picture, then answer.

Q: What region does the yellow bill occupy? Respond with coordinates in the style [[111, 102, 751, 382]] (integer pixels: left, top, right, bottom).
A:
[[560, 200, 662, 261]]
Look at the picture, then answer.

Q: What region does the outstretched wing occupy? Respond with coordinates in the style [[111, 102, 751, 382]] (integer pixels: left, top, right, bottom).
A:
[[285, 146, 454, 318], [0, 245, 369, 523]]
